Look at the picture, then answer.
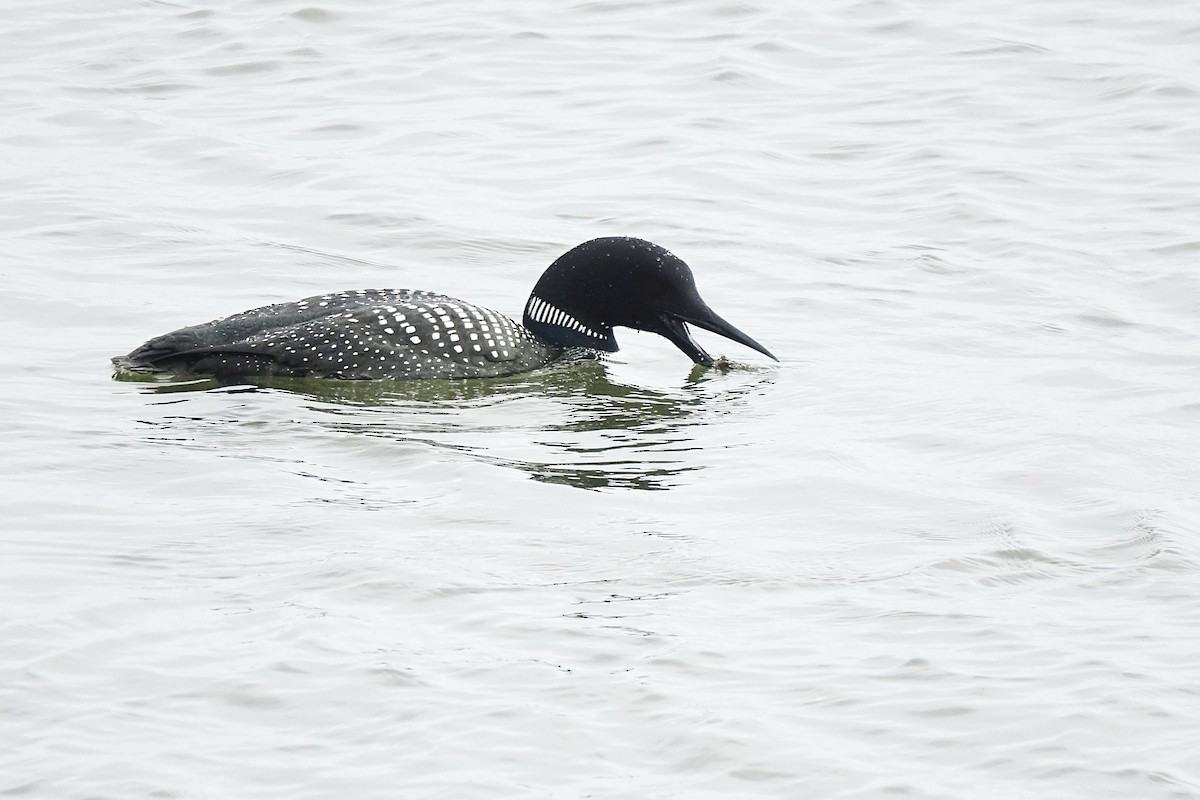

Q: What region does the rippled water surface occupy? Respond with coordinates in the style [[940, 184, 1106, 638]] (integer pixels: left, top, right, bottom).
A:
[[4, 1, 1200, 797]]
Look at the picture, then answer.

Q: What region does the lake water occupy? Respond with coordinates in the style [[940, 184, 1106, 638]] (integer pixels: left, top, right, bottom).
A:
[[3, 0, 1199, 797]]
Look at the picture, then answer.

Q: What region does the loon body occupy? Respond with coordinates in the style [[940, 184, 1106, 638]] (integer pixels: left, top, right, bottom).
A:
[[118, 237, 776, 380]]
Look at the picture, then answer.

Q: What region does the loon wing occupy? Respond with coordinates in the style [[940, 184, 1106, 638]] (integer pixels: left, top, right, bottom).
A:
[[123, 295, 554, 380]]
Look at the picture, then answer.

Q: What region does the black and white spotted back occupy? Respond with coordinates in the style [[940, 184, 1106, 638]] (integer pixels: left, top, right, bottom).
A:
[[125, 289, 560, 380]]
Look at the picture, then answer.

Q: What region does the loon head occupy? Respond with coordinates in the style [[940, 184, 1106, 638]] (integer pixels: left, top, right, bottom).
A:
[[522, 237, 777, 367]]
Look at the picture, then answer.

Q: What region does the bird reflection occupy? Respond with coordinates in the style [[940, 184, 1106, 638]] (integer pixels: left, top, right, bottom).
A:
[[117, 357, 774, 491]]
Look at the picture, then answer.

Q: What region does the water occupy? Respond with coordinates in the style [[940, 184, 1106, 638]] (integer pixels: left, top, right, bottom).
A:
[[3, 0, 1200, 797]]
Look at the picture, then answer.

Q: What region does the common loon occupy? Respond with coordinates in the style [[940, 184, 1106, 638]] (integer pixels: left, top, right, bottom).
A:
[[117, 237, 777, 380]]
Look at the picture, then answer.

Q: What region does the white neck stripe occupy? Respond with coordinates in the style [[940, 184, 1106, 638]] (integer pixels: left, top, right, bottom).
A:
[[526, 295, 603, 339]]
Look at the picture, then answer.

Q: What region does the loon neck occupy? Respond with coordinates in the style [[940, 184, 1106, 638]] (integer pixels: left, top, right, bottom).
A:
[[522, 292, 618, 352]]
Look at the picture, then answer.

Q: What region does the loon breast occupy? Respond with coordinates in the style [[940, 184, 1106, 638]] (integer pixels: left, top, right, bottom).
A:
[[122, 289, 560, 380]]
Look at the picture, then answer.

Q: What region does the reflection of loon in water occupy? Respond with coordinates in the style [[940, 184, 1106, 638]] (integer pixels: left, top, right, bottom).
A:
[[131, 360, 775, 492], [333, 362, 771, 491], [115, 237, 777, 381]]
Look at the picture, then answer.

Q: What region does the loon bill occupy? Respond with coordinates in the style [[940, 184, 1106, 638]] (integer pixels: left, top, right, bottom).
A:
[[116, 236, 778, 380]]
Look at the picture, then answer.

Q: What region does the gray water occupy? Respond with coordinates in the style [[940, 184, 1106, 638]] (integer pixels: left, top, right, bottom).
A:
[[3, 1, 1200, 797]]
